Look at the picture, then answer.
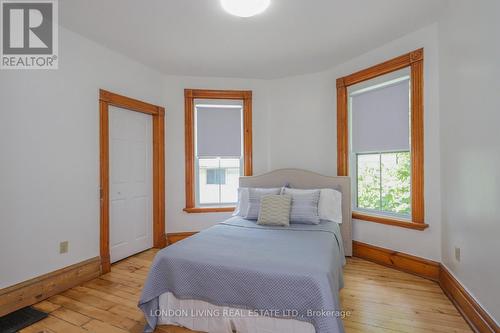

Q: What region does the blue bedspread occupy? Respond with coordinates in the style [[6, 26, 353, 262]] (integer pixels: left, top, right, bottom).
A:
[[138, 217, 346, 333]]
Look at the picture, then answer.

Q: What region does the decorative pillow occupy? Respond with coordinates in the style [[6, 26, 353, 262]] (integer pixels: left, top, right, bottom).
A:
[[232, 187, 249, 217], [244, 188, 282, 220], [282, 188, 321, 224], [257, 194, 292, 226], [319, 188, 343, 224]]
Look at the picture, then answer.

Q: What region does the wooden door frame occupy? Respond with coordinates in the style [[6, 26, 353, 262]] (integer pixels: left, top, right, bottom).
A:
[[99, 89, 165, 273]]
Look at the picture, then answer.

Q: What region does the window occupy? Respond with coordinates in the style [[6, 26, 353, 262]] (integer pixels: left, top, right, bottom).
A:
[[356, 151, 411, 216], [199, 158, 239, 204], [206, 168, 226, 185], [336, 49, 426, 230], [184, 89, 252, 213], [194, 99, 243, 207], [350, 71, 411, 218]]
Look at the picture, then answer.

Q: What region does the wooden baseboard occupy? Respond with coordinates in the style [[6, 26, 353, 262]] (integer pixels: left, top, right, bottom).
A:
[[439, 265, 499, 333], [166, 231, 197, 245], [352, 240, 440, 281], [353, 241, 498, 332], [0, 257, 101, 317]]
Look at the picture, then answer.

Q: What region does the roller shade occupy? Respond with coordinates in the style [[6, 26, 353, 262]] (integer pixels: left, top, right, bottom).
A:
[[195, 103, 242, 157], [351, 79, 410, 153]]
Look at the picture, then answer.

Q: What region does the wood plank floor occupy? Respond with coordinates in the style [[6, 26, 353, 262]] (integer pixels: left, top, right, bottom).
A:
[[23, 249, 472, 333]]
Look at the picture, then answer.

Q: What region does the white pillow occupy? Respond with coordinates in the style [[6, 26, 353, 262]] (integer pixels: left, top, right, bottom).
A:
[[232, 187, 249, 217], [319, 189, 343, 224]]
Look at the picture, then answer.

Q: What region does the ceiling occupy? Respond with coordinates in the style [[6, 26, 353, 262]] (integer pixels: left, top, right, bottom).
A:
[[59, 0, 447, 79]]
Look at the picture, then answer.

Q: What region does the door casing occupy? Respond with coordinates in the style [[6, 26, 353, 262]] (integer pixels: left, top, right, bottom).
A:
[[99, 89, 165, 273]]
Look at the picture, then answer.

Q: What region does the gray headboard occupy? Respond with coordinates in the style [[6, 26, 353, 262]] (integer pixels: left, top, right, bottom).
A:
[[239, 168, 352, 256]]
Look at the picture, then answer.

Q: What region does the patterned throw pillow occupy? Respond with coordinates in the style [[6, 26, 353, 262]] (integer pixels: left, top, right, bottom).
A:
[[282, 188, 321, 224], [243, 188, 282, 220], [257, 194, 292, 226]]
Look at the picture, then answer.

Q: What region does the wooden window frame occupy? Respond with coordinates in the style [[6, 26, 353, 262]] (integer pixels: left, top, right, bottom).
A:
[[99, 89, 166, 273], [184, 89, 252, 213], [336, 49, 427, 230]]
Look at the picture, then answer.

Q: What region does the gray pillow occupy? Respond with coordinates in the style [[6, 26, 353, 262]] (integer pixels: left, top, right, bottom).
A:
[[282, 188, 321, 224], [257, 194, 292, 226], [244, 187, 281, 220]]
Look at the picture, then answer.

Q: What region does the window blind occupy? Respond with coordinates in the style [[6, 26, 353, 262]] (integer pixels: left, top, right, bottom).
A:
[[195, 100, 242, 157], [351, 79, 410, 153]]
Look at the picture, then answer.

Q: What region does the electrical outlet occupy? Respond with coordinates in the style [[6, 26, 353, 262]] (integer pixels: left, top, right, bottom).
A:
[[454, 247, 461, 262], [60, 241, 69, 254]]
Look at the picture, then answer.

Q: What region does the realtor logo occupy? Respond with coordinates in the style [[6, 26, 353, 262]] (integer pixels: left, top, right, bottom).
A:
[[1, 0, 58, 69]]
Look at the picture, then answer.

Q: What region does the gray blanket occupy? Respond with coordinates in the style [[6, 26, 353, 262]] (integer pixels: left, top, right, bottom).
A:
[[138, 217, 346, 333]]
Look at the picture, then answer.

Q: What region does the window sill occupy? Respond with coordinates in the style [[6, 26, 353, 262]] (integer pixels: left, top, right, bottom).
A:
[[183, 207, 235, 214], [352, 212, 429, 230]]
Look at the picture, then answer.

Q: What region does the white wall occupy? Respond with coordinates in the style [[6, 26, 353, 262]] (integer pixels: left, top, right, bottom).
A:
[[438, 0, 500, 322], [266, 72, 337, 174], [162, 71, 340, 233], [265, 24, 442, 261], [0, 27, 166, 288], [0, 23, 443, 291], [162, 75, 270, 233], [166, 23, 444, 263], [0, 26, 272, 285], [0, 26, 274, 287], [2, 7, 498, 324]]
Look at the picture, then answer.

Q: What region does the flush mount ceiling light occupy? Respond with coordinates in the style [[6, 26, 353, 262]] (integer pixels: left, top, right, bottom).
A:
[[220, 0, 270, 17]]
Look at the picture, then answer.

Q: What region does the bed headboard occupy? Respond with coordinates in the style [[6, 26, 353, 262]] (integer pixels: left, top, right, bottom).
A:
[[239, 168, 352, 256]]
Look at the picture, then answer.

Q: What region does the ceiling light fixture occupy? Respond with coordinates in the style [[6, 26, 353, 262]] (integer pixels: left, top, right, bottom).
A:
[[220, 0, 270, 18]]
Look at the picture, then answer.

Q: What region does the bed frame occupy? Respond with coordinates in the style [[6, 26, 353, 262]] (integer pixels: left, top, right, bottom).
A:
[[240, 168, 352, 256]]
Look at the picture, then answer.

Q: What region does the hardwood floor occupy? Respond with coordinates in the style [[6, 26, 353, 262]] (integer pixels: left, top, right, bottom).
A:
[[23, 249, 472, 333]]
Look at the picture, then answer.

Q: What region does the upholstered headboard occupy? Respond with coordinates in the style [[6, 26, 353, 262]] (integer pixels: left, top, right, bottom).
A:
[[239, 168, 352, 256]]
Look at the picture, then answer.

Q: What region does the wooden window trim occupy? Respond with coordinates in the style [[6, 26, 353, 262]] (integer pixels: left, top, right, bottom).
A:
[[99, 89, 166, 273], [183, 207, 236, 214], [184, 89, 252, 213], [337, 49, 426, 229], [352, 212, 428, 230]]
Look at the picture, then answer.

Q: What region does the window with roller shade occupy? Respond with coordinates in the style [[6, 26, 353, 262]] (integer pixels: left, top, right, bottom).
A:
[[349, 68, 411, 217], [195, 99, 243, 206]]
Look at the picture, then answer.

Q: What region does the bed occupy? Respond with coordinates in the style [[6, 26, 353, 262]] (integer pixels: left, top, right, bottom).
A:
[[139, 169, 352, 333]]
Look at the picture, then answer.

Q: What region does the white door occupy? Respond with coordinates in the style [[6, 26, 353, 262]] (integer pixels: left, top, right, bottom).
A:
[[109, 106, 153, 263]]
